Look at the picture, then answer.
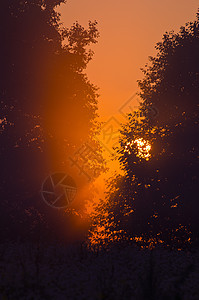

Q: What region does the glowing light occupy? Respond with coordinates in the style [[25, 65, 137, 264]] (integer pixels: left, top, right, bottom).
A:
[[124, 138, 152, 161]]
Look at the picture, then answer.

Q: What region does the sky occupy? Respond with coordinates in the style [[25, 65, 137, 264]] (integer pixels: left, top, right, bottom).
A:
[[59, 0, 199, 119]]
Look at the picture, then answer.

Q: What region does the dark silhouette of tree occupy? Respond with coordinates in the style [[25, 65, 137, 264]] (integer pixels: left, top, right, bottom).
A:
[[0, 0, 104, 242], [103, 11, 199, 249]]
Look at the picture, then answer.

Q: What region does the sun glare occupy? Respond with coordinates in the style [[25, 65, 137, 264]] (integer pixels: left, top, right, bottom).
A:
[[124, 138, 152, 161]]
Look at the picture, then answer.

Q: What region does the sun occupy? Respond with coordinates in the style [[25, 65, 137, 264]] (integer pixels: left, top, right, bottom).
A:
[[124, 138, 151, 161]]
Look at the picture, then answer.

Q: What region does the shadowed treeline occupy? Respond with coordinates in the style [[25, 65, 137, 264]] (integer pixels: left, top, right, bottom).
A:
[[0, 0, 104, 243], [90, 10, 199, 250]]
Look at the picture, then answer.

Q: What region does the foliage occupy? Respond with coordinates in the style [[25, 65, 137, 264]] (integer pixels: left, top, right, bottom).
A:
[[103, 11, 199, 249], [0, 0, 103, 241]]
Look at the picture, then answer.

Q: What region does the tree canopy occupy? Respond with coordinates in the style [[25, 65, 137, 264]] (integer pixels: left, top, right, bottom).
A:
[[98, 11, 199, 249], [0, 0, 103, 242]]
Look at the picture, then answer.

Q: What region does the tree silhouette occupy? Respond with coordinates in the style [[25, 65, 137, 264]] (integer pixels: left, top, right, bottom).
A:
[[0, 0, 103, 242], [103, 11, 199, 249]]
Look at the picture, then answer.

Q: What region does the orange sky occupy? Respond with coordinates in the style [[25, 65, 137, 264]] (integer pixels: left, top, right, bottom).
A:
[[59, 0, 198, 119]]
